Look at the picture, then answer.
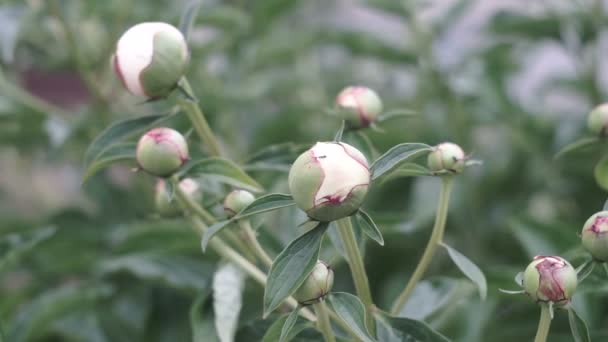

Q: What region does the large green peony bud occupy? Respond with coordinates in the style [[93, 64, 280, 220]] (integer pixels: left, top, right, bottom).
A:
[[581, 211, 608, 261], [293, 260, 334, 305], [522, 256, 577, 307], [335, 86, 383, 129], [288, 142, 370, 222], [136, 127, 189, 177]]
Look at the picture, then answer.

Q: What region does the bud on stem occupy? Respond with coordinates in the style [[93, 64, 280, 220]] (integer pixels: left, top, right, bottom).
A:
[[523, 256, 577, 307], [136, 127, 189, 177], [581, 211, 608, 261], [335, 86, 383, 129], [293, 260, 334, 305], [427, 142, 466, 174]]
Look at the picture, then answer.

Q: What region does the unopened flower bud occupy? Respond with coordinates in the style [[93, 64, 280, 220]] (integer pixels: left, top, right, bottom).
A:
[[293, 260, 334, 305], [155, 178, 202, 217], [587, 104, 608, 136], [136, 127, 188, 177], [223, 190, 255, 218], [523, 256, 577, 307], [288, 142, 370, 222], [113, 22, 188, 98], [581, 211, 608, 261], [427, 142, 466, 174], [335, 86, 383, 129]]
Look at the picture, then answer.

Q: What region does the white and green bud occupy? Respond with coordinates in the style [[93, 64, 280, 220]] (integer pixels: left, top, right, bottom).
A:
[[223, 190, 255, 218], [293, 260, 334, 305], [113, 22, 188, 98], [587, 103, 608, 136], [155, 178, 202, 217], [522, 256, 577, 307], [288, 142, 370, 222], [335, 86, 383, 129], [136, 127, 189, 177], [427, 142, 466, 174], [581, 211, 608, 261]]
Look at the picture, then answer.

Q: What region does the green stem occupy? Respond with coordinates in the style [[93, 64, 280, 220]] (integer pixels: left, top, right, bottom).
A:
[[336, 217, 375, 335], [391, 176, 454, 315], [177, 78, 222, 157], [238, 219, 274, 268], [534, 304, 552, 342], [313, 301, 336, 342]]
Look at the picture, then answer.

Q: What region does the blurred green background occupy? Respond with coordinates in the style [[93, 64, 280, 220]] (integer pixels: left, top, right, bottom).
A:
[[1, 0, 608, 341]]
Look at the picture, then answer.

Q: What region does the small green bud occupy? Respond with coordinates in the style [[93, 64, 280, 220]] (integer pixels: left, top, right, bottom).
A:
[[113, 22, 189, 98], [427, 142, 466, 174], [587, 103, 608, 136], [155, 178, 202, 217], [335, 86, 383, 129], [293, 260, 334, 305], [136, 127, 188, 177], [522, 256, 577, 307], [288, 142, 370, 222], [581, 211, 608, 261], [223, 190, 255, 218]]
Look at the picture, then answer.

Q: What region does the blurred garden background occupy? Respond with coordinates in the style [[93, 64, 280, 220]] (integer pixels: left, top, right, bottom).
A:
[[1, 0, 608, 341]]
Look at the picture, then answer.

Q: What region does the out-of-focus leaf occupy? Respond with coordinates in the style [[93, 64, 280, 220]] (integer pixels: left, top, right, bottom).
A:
[[245, 143, 309, 172], [50, 312, 107, 342], [374, 311, 451, 342], [576, 259, 595, 283], [213, 263, 245, 342], [328, 292, 375, 342], [594, 157, 608, 191], [400, 278, 474, 320], [354, 210, 384, 246], [180, 157, 263, 193], [81, 142, 136, 183], [0, 226, 56, 274], [440, 242, 487, 300], [191, 290, 220, 342], [279, 308, 300, 342], [264, 222, 329, 316], [334, 120, 345, 142], [261, 311, 311, 342], [555, 137, 601, 159], [179, 0, 202, 40], [0, 5, 26, 64], [377, 109, 418, 123], [380, 163, 431, 183], [568, 307, 590, 342], [371, 143, 432, 180], [199, 5, 250, 32], [323, 30, 417, 64]]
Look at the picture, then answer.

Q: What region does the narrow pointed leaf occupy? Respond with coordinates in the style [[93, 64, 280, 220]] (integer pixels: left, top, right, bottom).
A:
[[328, 292, 375, 342], [334, 120, 346, 142], [603, 197, 608, 211], [555, 137, 600, 159], [280, 308, 300, 342], [594, 157, 608, 191], [179, 0, 202, 40], [440, 242, 487, 300], [374, 311, 451, 342], [354, 210, 384, 246], [381, 163, 432, 183], [180, 157, 263, 192], [568, 307, 590, 342], [261, 310, 311, 342], [575, 259, 595, 283], [0, 227, 56, 274], [371, 143, 432, 180], [377, 109, 418, 122], [263, 222, 329, 316], [498, 289, 525, 295], [515, 272, 524, 286], [82, 143, 136, 183]]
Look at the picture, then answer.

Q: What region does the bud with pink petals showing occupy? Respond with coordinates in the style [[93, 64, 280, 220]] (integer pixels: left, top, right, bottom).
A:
[[288, 142, 370, 222], [523, 256, 577, 307], [223, 190, 255, 218], [427, 142, 466, 174], [113, 22, 188, 98], [136, 127, 189, 177], [293, 260, 334, 305], [581, 211, 608, 261], [155, 178, 202, 217], [335, 86, 383, 129], [587, 103, 608, 136]]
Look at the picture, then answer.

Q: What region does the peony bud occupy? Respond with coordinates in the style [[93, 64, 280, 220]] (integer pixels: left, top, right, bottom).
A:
[[155, 178, 202, 217], [223, 190, 255, 218], [335, 86, 383, 129], [113, 22, 188, 98], [523, 256, 577, 307], [293, 260, 334, 305], [587, 103, 608, 136], [427, 142, 466, 174], [136, 127, 189, 177], [581, 211, 608, 261], [288, 142, 370, 222]]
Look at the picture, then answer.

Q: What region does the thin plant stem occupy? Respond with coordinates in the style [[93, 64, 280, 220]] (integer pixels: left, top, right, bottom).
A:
[[238, 219, 274, 268], [336, 216, 375, 335], [177, 78, 222, 157], [391, 176, 454, 315], [313, 301, 336, 342], [534, 304, 552, 342]]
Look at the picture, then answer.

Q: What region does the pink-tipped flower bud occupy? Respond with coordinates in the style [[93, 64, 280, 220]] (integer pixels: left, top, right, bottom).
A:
[[155, 178, 202, 217], [136, 127, 189, 177], [223, 190, 255, 218], [113, 22, 188, 98], [288, 142, 370, 222], [427, 142, 466, 174], [293, 260, 334, 305], [335, 86, 383, 129], [587, 103, 608, 136], [523, 256, 577, 307], [581, 211, 608, 261]]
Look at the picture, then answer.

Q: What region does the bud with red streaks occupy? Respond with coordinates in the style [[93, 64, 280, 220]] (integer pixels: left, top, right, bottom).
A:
[[136, 127, 189, 177], [581, 211, 608, 261], [335, 86, 383, 129], [522, 256, 577, 307]]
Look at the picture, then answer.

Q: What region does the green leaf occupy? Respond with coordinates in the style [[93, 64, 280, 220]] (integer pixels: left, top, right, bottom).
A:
[[245, 143, 309, 172], [190, 290, 220, 342], [81, 142, 136, 183], [604, 263, 608, 277], [594, 157, 608, 191], [334, 120, 345, 142], [179, 0, 202, 40], [568, 307, 590, 342], [575, 259, 595, 283], [377, 109, 418, 123], [212, 263, 245, 342], [498, 289, 525, 295], [201, 194, 295, 251], [180, 157, 263, 193], [327, 292, 375, 342], [371, 143, 432, 180], [0, 226, 56, 274], [603, 197, 608, 211], [280, 308, 300, 342], [555, 137, 601, 159], [83, 113, 167, 168], [381, 163, 432, 182], [374, 311, 451, 342], [263, 222, 329, 316], [261, 310, 311, 342], [354, 210, 384, 246], [440, 242, 487, 300]]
